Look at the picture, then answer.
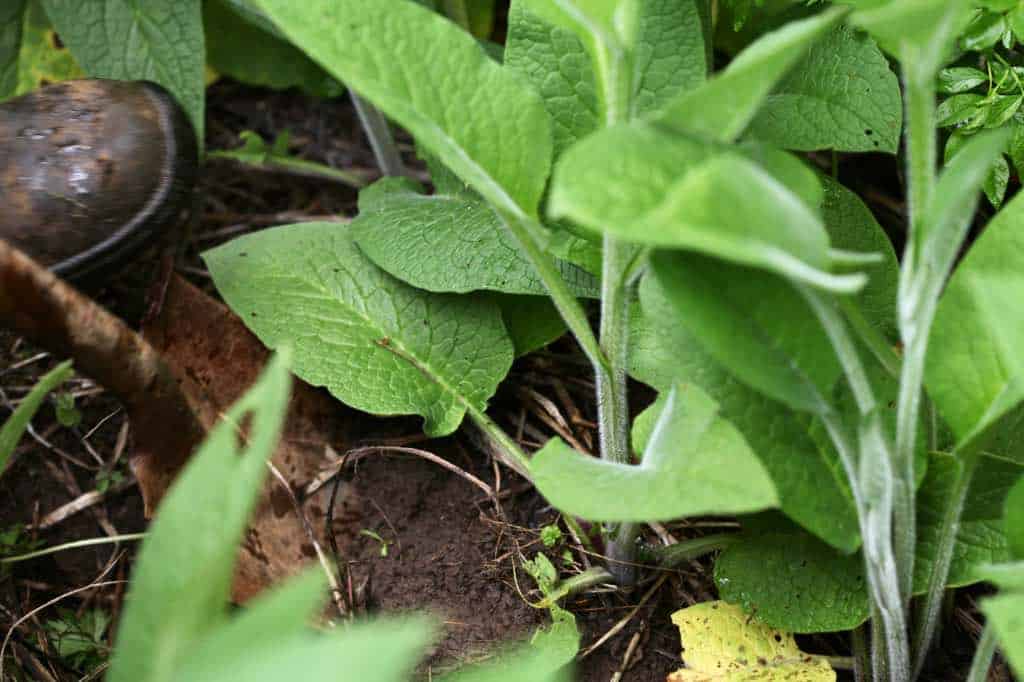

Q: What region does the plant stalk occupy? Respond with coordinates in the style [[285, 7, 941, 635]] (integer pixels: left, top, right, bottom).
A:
[[350, 92, 407, 178], [852, 624, 871, 682], [597, 236, 634, 467], [964, 623, 998, 682], [839, 297, 901, 379], [466, 405, 532, 479], [892, 63, 940, 607], [499, 213, 608, 376], [802, 288, 910, 682]]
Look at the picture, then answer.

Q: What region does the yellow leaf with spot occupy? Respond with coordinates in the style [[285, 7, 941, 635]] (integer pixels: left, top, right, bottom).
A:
[[11, 1, 84, 98], [668, 601, 835, 681]]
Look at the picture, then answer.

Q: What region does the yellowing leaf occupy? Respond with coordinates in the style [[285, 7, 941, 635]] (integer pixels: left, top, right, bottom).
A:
[[668, 601, 835, 681]]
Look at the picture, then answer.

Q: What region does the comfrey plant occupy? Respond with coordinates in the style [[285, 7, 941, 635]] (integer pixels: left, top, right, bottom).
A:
[[199, 1, 1024, 680]]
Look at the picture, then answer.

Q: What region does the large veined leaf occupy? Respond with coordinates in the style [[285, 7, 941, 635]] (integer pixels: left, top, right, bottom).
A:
[[914, 452, 1014, 590], [253, 0, 552, 220], [549, 125, 823, 242], [655, 7, 846, 142], [747, 23, 902, 153], [0, 0, 84, 100], [649, 251, 840, 413], [504, 0, 705, 156], [504, 2, 599, 157], [0, 360, 73, 474], [204, 223, 514, 437], [530, 382, 778, 521], [551, 140, 863, 292], [716, 451, 1017, 633], [351, 179, 598, 297], [715, 525, 869, 633], [820, 175, 899, 340], [926, 188, 1024, 446], [632, 278, 860, 551], [629, 0, 708, 116], [515, 0, 628, 123], [107, 354, 292, 682], [40, 0, 205, 143]]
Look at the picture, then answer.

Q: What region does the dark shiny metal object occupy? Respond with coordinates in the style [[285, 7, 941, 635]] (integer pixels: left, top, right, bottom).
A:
[[0, 79, 198, 279]]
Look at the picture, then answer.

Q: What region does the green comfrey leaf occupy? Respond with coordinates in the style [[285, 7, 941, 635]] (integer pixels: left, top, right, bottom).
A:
[[515, 0, 632, 122], [0, 0, 84, 101], [40, 0, 206, 145], [504, 1, 600, 158], [203, 0, 343, 97], [629, 392, 663, 455], [204, 223, 514, 438], [530, 382, 778, 522], [983, 591, 1024, 677], [716, 451, 1019, 633], [849, 0, 973, 79], [945, 131, 1010, 209], [746, 23, 902, 153], [1007, 476, 1024, 559], [107, 353, 292, 682], [820, 175, 899, 341], [648, 252, 840, 414], [551, 130, 866, 293], [632, 279, 860, 552], [715, 524, 869, 634], [629, 0, 708, 116], [351, 178, 599, 297], [915, 452, 1015, 591], [492, 295, 568, 357], [655, 7, 846, 142], [926, 181, 1024, 448], [253, 0, 553, 221], [979, 476, 1024, 675], [547, 229, 603, 276], [0, 360, 73, 475]]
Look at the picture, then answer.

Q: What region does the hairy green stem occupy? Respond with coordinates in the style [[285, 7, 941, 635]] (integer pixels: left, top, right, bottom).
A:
[[893, 341, 924, 606], [911, 448, 980, 678], [871, 605, 892, 682], [840, 298, 901, 379], [852, 624, 871, 682], [350, 92, 407, 178], [964, 623, 998, 682], [598, 237, 634, 467], [803, 288, 910, 682], [599, 237, 636, 586], [500, 213, 608, 376], [903, 68, 937, 245], [893, 64, 939, 608], [466, 405, 532, 479]]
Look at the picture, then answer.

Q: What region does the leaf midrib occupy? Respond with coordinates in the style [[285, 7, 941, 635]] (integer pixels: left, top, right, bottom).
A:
[[265, 252, 488, 420]]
